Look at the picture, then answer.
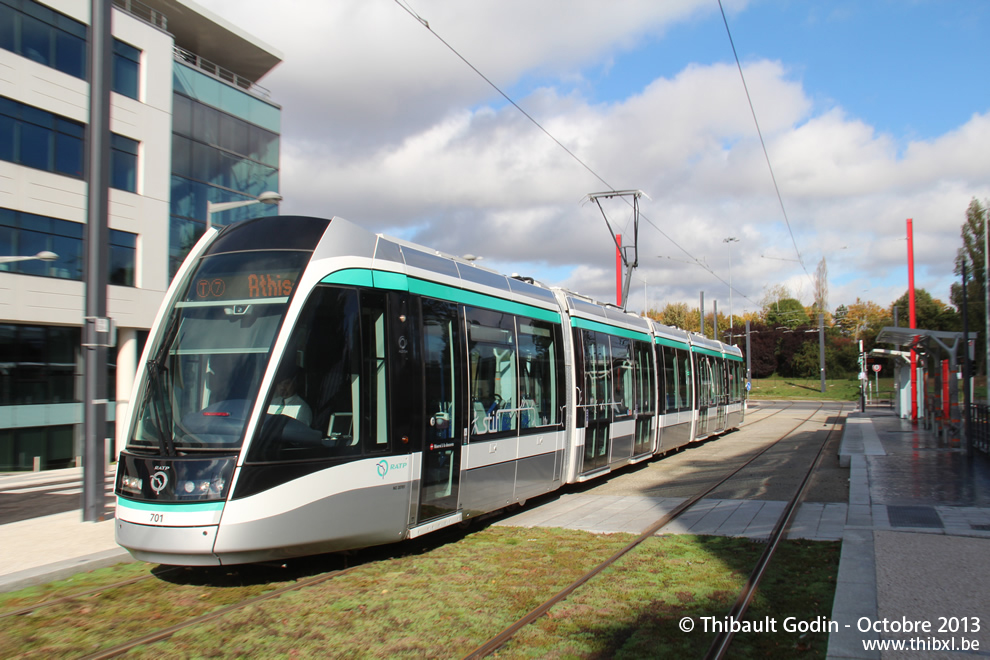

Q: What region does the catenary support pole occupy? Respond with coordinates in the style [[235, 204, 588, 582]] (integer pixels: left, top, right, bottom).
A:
[[700, 291, 705, 337], [963, 259, 972, 455], [985, 207, 989, 406], [819, 313, 826, 393], [907, 218, 918, 423], [83, 0, 112, 522]]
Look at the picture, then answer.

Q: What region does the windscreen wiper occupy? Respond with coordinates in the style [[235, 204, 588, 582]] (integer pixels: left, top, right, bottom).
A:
[[146, 310, 182, 456]]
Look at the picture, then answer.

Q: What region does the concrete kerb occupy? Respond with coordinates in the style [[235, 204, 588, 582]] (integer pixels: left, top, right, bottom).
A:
[[0, 549, 135, 594], [827, 417, 881, 660]]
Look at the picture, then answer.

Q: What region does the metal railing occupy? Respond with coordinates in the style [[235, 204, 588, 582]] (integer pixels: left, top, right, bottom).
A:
[[112, 0, 167, 31], [173, 46, 272, 100], [969, 403, 990, 455]]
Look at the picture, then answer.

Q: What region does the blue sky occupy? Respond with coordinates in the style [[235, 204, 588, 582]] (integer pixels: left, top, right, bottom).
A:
[[589, 1, 990, 143], [203, 0, 990, 315]]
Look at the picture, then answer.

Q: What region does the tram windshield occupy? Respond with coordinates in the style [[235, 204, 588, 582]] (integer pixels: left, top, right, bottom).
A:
[[128, 250, 308, 452]]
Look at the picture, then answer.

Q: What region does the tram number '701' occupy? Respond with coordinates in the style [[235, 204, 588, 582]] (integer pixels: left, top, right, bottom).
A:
[[149, 513, 164, 524]]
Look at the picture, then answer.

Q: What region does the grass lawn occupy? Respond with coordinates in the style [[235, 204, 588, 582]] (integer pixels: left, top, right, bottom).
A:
[[748, 377, 881, 401], [0, 529, 840, 659]]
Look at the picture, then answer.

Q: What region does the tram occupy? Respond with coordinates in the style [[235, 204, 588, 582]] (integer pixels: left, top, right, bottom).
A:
[[114, 216, 745, 565]]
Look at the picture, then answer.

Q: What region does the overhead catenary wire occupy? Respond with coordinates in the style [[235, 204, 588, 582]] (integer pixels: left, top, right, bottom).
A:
[[717, 0, 812, 284], [394, 0, 758, 308]]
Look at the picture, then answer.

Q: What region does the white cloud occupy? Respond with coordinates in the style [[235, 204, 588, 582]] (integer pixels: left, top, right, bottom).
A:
[[197, 0, 990, 312]]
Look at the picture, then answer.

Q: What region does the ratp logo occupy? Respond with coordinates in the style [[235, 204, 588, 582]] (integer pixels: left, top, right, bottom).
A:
[[376, 459, 389, 479]]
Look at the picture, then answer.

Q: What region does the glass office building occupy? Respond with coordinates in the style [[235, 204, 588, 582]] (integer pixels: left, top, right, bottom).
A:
[[169, 58, 281, 276], [0, 0, 282, 470]]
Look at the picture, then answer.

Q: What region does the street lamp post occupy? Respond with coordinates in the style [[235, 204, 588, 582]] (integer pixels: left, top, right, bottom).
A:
[[723, 237, 739, 341], [206, 191, 283, 230], [0, 251, 59, 264]]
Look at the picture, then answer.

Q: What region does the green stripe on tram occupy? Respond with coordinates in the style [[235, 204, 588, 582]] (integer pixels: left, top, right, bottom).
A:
[[655, 335, 689, 350], [570, 316, 652, 342], [117, 499, 224, 512], [691, 345, 724, 358], [321, 268, 561, 324]]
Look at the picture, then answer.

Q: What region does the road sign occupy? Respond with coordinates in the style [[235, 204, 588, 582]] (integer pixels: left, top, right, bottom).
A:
[[872, 364, 882, 373]]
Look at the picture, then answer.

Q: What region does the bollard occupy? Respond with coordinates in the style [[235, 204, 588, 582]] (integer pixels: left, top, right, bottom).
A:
[[32, 456, 41, 471]]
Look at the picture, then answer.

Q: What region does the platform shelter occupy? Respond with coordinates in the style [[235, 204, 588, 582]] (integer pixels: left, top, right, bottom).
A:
[[874, 326, 968, 441]]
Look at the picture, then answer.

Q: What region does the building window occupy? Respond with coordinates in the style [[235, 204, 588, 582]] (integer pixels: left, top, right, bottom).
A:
[[0, 0, 86, 79], [1, 97, 140, 187], [0, 424, 76, 471], [109, 229, 136, 286], [0, 323, 80, 407], [0, 96, 84, 178], [113, 39, 140, 100], [168, 92, 281, 278], [111, 133, 138, 192], [0, 0, 141, 98], [0, 209, 137, 286], [0, 208, 84, 280]]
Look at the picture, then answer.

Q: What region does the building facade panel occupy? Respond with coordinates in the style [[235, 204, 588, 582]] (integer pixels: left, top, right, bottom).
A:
[[0, 0, 282, 470]]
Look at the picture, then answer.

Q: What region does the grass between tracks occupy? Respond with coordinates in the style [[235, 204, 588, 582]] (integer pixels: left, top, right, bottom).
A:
[[0, 527, 839, 659]]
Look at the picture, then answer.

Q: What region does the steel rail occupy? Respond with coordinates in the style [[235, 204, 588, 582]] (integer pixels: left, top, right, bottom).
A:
[[704, 403, 846, 660], [463, 402, 828, 659], [0, 569, 179, 620], [78, 565, 364, 660]]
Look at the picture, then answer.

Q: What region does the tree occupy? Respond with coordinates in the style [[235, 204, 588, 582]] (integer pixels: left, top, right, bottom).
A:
[[950, 198, 989, 374], [765, 298, 809, 329], [813, 257, 828, 318], [746, 323, 779, 378], [891, 289, 959, 332], [837, 298, 891, 352], [653, 302, 691, 330]]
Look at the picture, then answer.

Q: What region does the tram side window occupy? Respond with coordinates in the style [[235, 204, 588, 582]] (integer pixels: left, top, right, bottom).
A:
[[634, 341, 655, 415], [680, 351, 692, 410], [423, 299, 459, 444], [582, 330, 610, 423], [467, 307, 517, 437], [517, 318, 562, 429], [249, 286, 388, 462], [661, 346, 677, 412], [610, 335, 633, 418], [719, 358, 727, 401]]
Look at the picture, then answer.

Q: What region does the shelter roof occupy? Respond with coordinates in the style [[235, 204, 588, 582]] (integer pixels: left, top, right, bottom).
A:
[[875, 326, 966, 366]]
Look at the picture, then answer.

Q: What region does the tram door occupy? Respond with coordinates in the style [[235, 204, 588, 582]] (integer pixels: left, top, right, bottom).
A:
[[578, 329, 612, 474], [418, 300, 464, 522], [696, 355, 712, 438]]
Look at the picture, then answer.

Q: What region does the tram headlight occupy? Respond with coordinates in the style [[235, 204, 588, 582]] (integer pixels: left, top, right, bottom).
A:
[[121, 475, 142, 494], [176, 478, 226, 499]]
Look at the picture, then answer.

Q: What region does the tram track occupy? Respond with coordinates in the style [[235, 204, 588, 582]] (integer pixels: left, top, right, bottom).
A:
[[77, 565, 366, 660], [704, 403, 845, 659], [463, 401, 841, 658], [0, 572, 167, 621], [2, 401, 840, 658]]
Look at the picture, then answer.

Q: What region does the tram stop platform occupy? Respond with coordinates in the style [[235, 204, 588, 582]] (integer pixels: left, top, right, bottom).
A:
[[2, 409, 990, 659], [826, 409, 990, 658]]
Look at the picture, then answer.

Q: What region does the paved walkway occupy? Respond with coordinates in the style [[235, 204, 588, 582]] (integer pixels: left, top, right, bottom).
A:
[[0, 467, 128, 592], [496, 493, 853, 541]]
